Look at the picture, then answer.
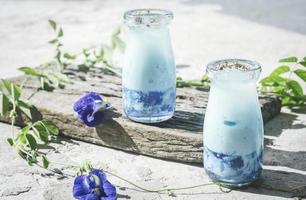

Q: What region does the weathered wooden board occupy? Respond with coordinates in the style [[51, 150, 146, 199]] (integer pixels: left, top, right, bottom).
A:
[[1, 66, 281, 163]]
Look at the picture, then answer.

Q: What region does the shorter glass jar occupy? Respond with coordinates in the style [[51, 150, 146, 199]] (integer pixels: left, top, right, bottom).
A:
[[203, 59, 264, 187], [122, 9, 176, 123]]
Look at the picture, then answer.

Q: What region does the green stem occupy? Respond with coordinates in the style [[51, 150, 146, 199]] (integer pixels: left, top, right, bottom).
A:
[[103, 61, 121, 77], [102, 168, 215, 194], [20, 77, 29, 90]]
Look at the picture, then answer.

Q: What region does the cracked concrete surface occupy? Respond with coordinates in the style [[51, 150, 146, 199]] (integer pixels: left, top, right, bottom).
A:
[[0, 0, 306, 199]]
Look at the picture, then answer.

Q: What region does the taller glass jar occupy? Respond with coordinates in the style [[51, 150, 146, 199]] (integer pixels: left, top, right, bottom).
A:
[[203, 59, 264, 187], [123, 9, 176, 123]]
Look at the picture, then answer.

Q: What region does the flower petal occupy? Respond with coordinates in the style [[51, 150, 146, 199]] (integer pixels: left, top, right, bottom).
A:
[[74, 92, 108, 127], [73, 175, 92, 198], [101, 180, 117, 200], [79, 193, 99, 200], [74, 92, 102, 113], [89, 170, 117, 200], [90, 170, 107, 183]]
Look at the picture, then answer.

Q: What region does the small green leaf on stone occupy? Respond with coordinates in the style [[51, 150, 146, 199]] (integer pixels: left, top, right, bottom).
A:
[[294, 69, 306, 82], [26, 133, 37, 150], [41, 119, 59, 136], [19, 67, 42, 77], [7, 138, 14, 146], [48, 19, 57, 31], [42, 155, 49, 169], [279, 57, 298, 63], [33, 122, 49, 143], [18, 125, 31, 144], [53, 72, 71, 83], [201, 74, 210, 82]]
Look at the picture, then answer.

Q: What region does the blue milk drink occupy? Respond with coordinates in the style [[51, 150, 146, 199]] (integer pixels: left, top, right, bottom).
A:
[[203, 59, 264, 187], [123, 9, 176, 123]]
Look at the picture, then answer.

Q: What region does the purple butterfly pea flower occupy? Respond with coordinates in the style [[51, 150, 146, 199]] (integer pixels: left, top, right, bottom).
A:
[[73, 92, 112, 127], [73, 169, 117, 200]]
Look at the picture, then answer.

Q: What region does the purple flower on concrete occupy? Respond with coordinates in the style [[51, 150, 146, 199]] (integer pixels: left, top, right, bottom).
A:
[[73, 169, 117, 200], [73, 92, 111, 127]]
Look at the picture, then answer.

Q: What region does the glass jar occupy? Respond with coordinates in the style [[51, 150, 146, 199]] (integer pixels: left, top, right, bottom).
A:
[[203, 59, 264, 187], [122, 9, 176, 123]]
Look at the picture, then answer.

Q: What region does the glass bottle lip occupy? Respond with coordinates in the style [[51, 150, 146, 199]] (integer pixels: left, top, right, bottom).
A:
[[124, 9, 173, 28], [206, 59, 262, 81]]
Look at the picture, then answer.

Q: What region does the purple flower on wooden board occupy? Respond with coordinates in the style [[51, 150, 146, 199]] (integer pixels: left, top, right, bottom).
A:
[[73, 92, 111, 127]]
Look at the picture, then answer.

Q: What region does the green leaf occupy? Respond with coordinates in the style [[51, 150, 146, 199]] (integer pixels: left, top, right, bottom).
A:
[[279, 57, 298, 63], [17, 100, 33, 119], [18, 125, 31, 144], [7, 138, 14, 146], [286, 80, 304, 96], [2, 80, 22, 100], [46, 74, 59, 87], [41, 119, 59, 136], [12, 84, 21, 100], [271, 65, 290, 76], [0, 92, 9, 116], [112, 36, 125, 52], [201, 74, 210, 82], [42, 155, 49, 169], [53, 72, 71, 83], [2, 79, 12, 94], [82, 49, 90, 57], [63, 53, 76, 60], [33, 122, 49, 143], [111, 27, 121, 37], [48, 19, 57, 31], [299, 61, 306, 68], [260, 75, 287, 86], [176, 80, 192, 88], [294, 69, 306, 82], [58, 28, 64, 37], [188, 80, 203, 87], [100, 45, 113, 62], [48, 38, 58, 44], [18, 67, 42, 77], [26, 133, 37, 150]]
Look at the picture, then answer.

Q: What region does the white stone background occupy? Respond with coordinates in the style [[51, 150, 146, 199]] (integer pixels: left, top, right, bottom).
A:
[[0, 0, 306, 199]]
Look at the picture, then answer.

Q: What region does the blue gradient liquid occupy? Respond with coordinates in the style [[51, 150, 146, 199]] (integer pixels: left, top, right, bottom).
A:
[[203, 75, 264, 186], [123, 27, 176, 123]]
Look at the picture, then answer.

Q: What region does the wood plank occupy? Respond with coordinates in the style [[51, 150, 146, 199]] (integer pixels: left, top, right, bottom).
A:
[[1, 66, 282, 163]]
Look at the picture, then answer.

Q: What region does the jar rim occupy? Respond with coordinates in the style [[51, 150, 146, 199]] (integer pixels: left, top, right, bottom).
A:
[[206, 59, 262, 81], [207, 59, 261, 72], [124, 9, 173, 27]]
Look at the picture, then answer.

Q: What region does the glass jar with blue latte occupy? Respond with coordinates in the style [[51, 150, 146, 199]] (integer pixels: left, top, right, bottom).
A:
[[123, 9, 176, 123], [203, 59, 264, 187]]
